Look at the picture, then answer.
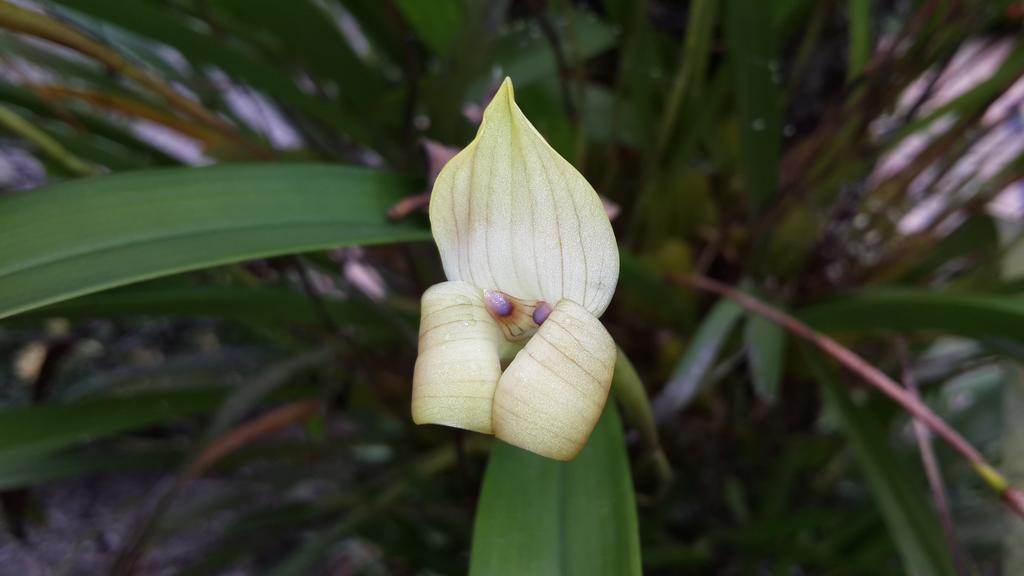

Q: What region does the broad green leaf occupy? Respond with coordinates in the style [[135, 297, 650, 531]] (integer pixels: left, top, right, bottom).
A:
[[805, 349, 957, 576], [469, 406, 641, 576], [726, 0, 781, 215], [797, 289, 1024, 341], [653, 299, 744, 421], [0, 164, 428, 320], [745, 313, 785, 402]]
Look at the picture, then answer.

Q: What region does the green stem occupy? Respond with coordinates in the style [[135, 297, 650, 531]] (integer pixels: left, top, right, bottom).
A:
[[612, 347, 673, 490], [0, 103, 94, 176]]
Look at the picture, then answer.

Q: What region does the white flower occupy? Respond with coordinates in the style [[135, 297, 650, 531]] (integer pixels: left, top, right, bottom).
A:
[[412, 78, 619, 460]]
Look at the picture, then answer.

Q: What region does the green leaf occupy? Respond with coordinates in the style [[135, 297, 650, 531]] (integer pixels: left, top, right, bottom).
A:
[[653, 0, 717, 160], [0, 387, 228, 465], [797, 289, 1024, 341], [653, 299, 744, 421], [24, 282, 392, 326], [394, 0, 461, 54], [886, 41, 1024, 149], [0, 80, 179, 166], [847, 0, 871, 78], [0, 164, 429, 320], [50, 0, 391, 152], [726, 0, 781, 215], [207, 0, 389, 106], [617, 250, 693, 328], [0, 447, 181, 490], [745, 313, 785, 402], [1006, 369, 1024, 573], [469, 406, 641, 576], [804, 348, 957, 576], [471, 9, 617, 98]]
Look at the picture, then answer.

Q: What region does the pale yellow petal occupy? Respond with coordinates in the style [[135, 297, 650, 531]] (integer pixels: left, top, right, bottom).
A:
[[491, 299, 617, 460], [412, 281, 503, 434], [429, 77, 619, 317]]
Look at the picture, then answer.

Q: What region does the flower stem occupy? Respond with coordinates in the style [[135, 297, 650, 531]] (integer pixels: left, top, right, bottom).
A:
[[612, 347, 673, 492], [896, 338, 969, 575], [671, 273, 1024, 519]]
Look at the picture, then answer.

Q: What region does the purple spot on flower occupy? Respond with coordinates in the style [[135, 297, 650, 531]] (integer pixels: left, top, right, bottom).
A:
[[484, 290, 513, 317], [532, 301, 553, 325]]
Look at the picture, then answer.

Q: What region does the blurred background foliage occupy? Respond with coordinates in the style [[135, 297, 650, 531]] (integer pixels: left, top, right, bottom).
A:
[[0, 0, 1023, 574]]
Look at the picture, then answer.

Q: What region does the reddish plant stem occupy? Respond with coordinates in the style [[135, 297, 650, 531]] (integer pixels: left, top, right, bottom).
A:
[[896, 339, 969, 575], [671, 274, 1024, 519]]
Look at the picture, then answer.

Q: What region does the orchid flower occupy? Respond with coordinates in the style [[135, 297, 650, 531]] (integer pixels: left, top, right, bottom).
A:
[[411, 78, 619, 461]]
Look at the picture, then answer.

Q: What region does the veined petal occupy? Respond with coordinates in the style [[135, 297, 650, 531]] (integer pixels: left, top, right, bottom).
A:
[[412, 281, 503, 434], [429, 77, 619, 317], [492, 299, 617, 460]]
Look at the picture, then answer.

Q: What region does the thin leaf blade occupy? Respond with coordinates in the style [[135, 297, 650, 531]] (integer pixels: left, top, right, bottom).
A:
[[804, 348, 957, 576], [745, 313, 785, 402], [726, 0, 781, 215], [798, 290, 1024, 341]]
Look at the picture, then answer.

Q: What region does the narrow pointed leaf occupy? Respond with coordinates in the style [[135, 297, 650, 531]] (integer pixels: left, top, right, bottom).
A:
[[797, 290, 1024, 340], [653, 299, 744, 421], [1005, 369, 1024, 572], [726, 0, 781, 215], [745, 313, 785, 402], [0, 387, 228, 465]]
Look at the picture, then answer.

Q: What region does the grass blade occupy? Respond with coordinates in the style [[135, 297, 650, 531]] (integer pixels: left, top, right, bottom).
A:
[[798, 290, 1024, 340], [726, 0, 781, 215], [848, 0, 871, 78], [745, 313, 785, 402], [653, 299, 744, 421], [0, 387, 228, 464], [0, 447, 181, 491], [1006, 368, 1024, 572], [805, 348, 957, 576]]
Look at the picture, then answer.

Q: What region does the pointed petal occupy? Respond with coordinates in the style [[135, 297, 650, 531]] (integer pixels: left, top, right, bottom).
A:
[[412, 281, 503, 434], [492, 299, 617, 460], [429, 78, 619, 317]]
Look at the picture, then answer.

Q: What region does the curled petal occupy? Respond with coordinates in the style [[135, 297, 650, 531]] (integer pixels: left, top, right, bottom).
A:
[[412, 281, 503, 434], [492, 299, 617, 460], [429, 77, 619, 317]]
